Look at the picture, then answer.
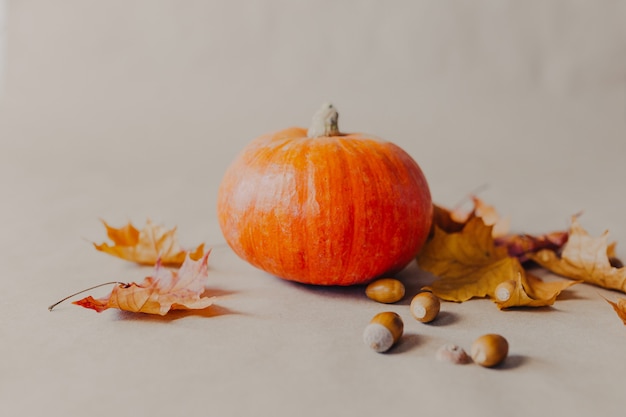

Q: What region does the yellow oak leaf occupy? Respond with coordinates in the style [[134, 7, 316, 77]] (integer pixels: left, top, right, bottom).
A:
[[94, 219, 205, 267], [603, 296, 626, 325], [530, 217, 626, 293], [419, 217, 576, 307]]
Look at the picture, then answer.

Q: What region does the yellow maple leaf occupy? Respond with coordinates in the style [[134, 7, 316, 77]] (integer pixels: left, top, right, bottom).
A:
[[530, 217, 626, 293], [418, 217, 576, 307], [419, 218, 520, 301], [493, 273, 579, 310], [94, 219, 205, 267], [448, 196, 511, 237]]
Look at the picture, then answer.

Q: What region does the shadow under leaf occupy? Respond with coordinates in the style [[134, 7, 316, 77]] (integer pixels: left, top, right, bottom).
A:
[[201, 287, 239, 298], [113, 304, 242, 322]]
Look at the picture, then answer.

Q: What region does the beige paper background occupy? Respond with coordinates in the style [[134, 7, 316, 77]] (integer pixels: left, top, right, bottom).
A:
[[1, 1, 626, 416], [0, 0, 5, 95]]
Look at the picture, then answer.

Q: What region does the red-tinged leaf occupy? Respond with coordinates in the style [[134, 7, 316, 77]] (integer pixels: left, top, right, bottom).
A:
[[433, 197, 568, 262], [495, 231, 569, 263], [74, 252, 215, 315]]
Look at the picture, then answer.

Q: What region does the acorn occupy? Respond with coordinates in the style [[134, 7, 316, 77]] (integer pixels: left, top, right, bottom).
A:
[[495, 280, 517, 302], [471, 334, 509, 367], [365, 278, 405, 304], [363, 311, 403, 353], [410, 292, 440, 323], [435, 343, 471, 365]]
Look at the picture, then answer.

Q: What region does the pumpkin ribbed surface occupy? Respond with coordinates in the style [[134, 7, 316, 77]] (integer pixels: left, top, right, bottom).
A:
[[217, 127, 432, 285]]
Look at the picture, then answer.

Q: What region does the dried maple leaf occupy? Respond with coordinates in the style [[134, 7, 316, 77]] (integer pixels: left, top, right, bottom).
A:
[[448, 196, 511, 237], [419, 217, 524, 302], [493, 273, 579, 309], [530, 217, 626, 292], [432, 199, 568, 262], [418, 217, 576, 307], [603, 296, 626, 325], [431, 204, 466, 235], [73, 252, 214, 315], [94, 219, 205, 266]]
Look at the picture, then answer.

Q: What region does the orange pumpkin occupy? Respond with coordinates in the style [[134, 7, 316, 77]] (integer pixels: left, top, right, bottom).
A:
[[217, 104, 432, 286]]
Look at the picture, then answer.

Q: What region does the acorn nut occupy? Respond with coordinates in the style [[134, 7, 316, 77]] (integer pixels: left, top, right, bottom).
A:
[[436, 344, 471, 365], [410, 292, 440, 323], [363, 311, 403, 353], [471, 334, 509, 367], [365, 278, 405, 304], [495, 280, 517, 302]]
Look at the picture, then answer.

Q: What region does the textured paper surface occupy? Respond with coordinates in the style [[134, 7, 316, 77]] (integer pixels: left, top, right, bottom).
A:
[[0, 0, 5, 96], [1, 1, 625, 416]]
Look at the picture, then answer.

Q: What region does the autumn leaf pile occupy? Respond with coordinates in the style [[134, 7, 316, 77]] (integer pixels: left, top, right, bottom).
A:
[[51, 220, 214, 316], [419, 197, 626, 322], [54, 200, 626, 324]]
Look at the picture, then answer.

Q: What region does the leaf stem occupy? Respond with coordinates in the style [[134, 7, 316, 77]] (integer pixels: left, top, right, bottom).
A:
[[48, 281, 128, 311]]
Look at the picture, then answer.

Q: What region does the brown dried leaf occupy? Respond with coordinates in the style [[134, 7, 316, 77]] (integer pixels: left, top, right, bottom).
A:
[[94, 219, 205, 266], [433, 198, 568, 262], [494, 273, 579, 309], [419, 217, 524, 302], [419, 217, 576, 307], [530, 217, 626, 293], [448, 196, 510, 237], [431, 204, 465, 235], [74, 252, 215, 315]]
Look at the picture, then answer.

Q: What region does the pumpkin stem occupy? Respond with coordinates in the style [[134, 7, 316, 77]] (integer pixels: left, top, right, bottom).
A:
[[307, 103, 340, 138]]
